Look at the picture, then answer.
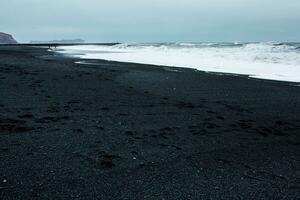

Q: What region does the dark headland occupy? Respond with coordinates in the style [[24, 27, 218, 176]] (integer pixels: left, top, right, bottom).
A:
[[0, 33, 18, 44], [0, 46, 299, 199]]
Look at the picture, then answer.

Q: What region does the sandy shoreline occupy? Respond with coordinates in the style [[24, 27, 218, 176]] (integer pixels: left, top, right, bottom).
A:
[[0, 46, 300, 199]]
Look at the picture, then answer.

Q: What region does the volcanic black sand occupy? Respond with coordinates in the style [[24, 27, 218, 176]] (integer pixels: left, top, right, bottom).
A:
[[0, 46, 299, 199]]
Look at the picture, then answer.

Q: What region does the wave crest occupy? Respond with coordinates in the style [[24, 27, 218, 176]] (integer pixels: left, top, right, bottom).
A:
[[57, 42, 300, 82]]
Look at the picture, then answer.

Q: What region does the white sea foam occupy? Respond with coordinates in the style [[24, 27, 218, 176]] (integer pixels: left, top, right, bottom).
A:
[[57, 42, 300, 82]]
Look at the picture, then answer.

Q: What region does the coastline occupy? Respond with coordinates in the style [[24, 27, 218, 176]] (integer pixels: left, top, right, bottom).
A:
[[55, 42, 300, 83], [0, 46, 300, 199]]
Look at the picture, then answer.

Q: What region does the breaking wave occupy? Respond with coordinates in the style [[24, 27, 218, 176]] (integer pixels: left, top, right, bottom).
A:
[[57, 42, 300, 82]]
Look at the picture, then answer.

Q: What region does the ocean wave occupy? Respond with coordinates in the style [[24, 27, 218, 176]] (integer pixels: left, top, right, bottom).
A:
[[57, 42, 300, 82]]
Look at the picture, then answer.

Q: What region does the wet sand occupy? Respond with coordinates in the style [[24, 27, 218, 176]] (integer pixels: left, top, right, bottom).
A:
[[0, 46, 300, 199]]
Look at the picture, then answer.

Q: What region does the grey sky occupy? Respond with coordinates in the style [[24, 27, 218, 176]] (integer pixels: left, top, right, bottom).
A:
[[1, 0, 300, 42]]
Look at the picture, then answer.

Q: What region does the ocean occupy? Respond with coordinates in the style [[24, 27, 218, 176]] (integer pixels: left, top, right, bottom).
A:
[[56, 42, 300, 82]]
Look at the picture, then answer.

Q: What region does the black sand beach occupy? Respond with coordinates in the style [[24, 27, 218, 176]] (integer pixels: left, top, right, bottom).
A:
[[0, 46, 300, 199]]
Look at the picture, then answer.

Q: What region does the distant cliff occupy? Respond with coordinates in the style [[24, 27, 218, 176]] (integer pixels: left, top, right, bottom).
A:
[[0, 32, 18, 44], [30, 39, 85, 44]]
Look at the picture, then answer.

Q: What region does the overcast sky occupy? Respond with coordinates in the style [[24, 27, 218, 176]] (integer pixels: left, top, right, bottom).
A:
[[1, 0, 300, 42]]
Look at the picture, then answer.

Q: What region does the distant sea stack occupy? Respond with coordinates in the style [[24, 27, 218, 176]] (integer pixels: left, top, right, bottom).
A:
[[30, 39, 85, 44], [0, 32, 18, 44]]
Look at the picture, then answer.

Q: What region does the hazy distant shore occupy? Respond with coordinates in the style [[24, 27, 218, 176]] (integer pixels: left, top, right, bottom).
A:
[[0, 43, 120, 47], [0, 46, 300, 199]]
